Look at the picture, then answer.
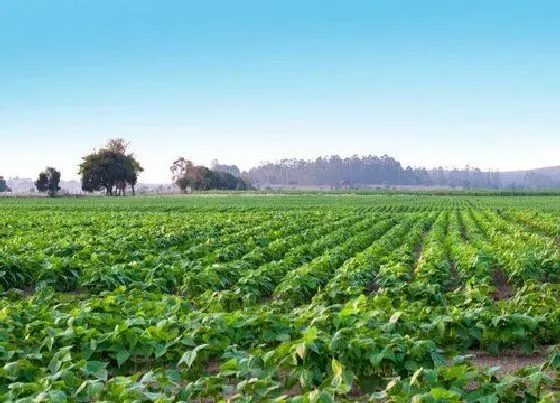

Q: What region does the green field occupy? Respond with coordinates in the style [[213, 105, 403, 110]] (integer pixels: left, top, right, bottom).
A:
[[1, 195, 560, 401]]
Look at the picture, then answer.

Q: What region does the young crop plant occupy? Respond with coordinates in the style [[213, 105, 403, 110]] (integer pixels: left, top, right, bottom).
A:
[[1, 194, 560, 400]]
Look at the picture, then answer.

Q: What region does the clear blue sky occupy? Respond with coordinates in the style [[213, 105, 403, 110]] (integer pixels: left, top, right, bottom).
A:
[[1, 1, 559, 183]]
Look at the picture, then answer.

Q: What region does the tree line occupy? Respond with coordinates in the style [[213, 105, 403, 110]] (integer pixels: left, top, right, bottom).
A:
[[171, 158, 250, 192], [246, 155, 504, 189], [0, 139, 251, 196], [1, 142, 556, 196]]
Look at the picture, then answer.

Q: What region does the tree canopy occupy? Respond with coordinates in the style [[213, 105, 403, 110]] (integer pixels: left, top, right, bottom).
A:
[[35, 167, 61, 196], [79, 139, 144, 195], [171, 157, 250, 192], [210, 159, 241, 177], [0, 176, 10, 193], [246, 155, 503, 189]]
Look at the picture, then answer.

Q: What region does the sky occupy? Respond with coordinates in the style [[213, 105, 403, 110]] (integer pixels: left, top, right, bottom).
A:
[[1, 0, 559, 183]]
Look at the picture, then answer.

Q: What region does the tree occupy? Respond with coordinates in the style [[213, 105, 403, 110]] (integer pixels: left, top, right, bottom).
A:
[[105, 138, 129, 154], [0, 176, 10, 193], [211, 159, 241, 176], [246, 154, 508, 189], [171, 158, 198, 192], [35, 167, 61, 197], [171, 157, 250, 192], [79, 139, 143, 196]]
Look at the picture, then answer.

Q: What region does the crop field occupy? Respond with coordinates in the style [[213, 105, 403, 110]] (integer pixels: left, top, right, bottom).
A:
[[1, 194, 560, 402]]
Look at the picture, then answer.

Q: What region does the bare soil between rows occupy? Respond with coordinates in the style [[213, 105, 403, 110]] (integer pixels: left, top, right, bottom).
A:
[[492, 268, 515, 300]]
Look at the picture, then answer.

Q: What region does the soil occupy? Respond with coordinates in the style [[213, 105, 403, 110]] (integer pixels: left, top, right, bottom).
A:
[[469, 348, 550, 376], [448, 263, 462, 291], [364, 277, 379, 295], [204, 359, 221, 374], [410, 242, 425, 282], [458, 215, 469, 241], [67, 287, 89, 296], [491, 269, 515, 300]]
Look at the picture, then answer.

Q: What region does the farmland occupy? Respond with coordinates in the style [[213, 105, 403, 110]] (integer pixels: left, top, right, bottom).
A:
[[1, 194, 560, 401]]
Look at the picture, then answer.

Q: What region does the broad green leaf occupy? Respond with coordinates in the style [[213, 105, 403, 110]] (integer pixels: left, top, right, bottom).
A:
[[116, 351, 131, 366], [178, 343, 209, 368]]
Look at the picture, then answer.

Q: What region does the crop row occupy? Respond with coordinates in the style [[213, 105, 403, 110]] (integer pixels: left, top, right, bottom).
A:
[[1, 197, 560, 401]]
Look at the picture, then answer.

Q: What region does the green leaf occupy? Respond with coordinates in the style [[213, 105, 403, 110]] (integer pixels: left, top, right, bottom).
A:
[[220, 358, 238, 373], [371, 391, 388, 400], [275, 333, 291, 342], [300, 369, 313, 390], [381, 348, 396, 362], [84, 361, 108, 381], [126, 332, 138, 351], [430, 387, 461, 399], [389, 311, 402, 324], [303, 326, 318, 343], [474, 395, 499, 403], [116, 351, 131, 366], [154, 343, 167, 358], [295, 343, 306, 360], [410, 368, 424, 386], [332, 359, 343, 378], [178, 343, 209, 369], [404, 359, 418, 371]]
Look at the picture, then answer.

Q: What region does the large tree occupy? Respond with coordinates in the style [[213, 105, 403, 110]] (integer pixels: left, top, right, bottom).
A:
[[170, 158, 199, 192], [171, 157, 250, 192], [79, 139, 144, 195], [35, 167, 61, 197]]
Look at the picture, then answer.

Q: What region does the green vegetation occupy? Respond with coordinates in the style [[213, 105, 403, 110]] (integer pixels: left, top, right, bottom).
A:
[[1, 194, 560, 401], [171, 158, 251, 192], [35, 167, 62, 197], [79, 139, 144, 196], [0, 176, 10, 193], [246, 156, 560, 190]]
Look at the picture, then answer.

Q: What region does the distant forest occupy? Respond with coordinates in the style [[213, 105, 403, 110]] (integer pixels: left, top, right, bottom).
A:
[[3, 152, 558, 195], [244, 155, 559, 190]]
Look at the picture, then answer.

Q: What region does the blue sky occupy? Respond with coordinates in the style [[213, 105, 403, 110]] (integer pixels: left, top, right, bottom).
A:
[[1, 1, 559, 183]]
